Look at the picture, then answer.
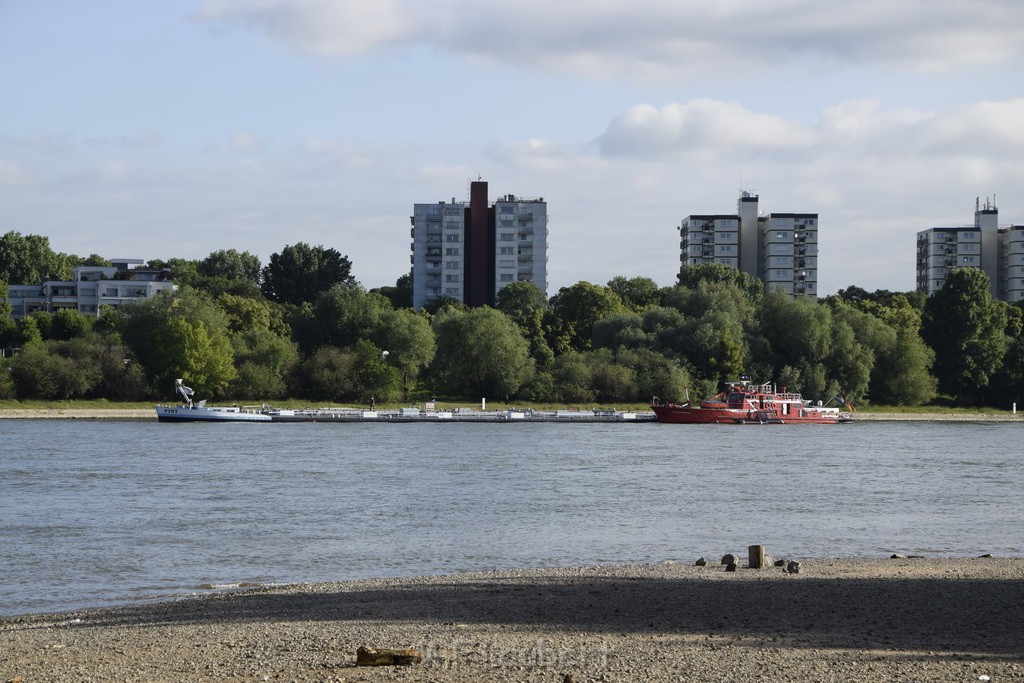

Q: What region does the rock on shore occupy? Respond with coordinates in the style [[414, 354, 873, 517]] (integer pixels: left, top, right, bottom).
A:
[[2, 558, 1022, 681]]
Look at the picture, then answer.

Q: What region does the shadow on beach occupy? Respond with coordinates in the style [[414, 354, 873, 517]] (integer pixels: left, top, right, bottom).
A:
[[55, 572, 1024, 656]]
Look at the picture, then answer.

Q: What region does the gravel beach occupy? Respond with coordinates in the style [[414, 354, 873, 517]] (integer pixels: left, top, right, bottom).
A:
[[2, 558, 1022, 682]]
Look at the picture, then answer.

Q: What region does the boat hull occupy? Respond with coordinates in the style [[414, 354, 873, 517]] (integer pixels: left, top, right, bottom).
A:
[[155, 405, 272, 422], [652, 403, 850, 425]]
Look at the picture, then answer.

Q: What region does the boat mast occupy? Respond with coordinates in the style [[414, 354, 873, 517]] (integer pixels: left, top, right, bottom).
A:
[[175, 379, 194, 409]]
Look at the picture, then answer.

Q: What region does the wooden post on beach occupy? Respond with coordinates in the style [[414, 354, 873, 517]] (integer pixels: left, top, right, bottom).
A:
[[748, 544, 765, 569]]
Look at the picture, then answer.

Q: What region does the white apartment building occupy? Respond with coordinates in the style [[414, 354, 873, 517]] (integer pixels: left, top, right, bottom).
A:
[[6, 259, 176, 319], [679, 192, 819, 298], [411, 180, 548, 310], [916, 198, 1023, 303], [1001, 225, 1024, 303]]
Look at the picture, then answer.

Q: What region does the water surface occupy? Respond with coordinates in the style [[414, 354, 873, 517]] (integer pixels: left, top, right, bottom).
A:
[[1, 420, 1021, 616]]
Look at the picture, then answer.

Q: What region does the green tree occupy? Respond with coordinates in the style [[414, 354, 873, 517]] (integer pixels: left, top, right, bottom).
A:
[[823, 314, 873, 405], [991, 321, 1024, 408], [229, 329, 299, 400], [546, 351, 595, 403], [217, 292, 273, 334], [371, 273, 413, 310], [298, 284, 391, 352], [351, 339, 401, 402], [48, 309, 95, 341], [607, 276, 660, 312], [587, 348, 638, 402], [261, 243, 354, 305], [592, 312, 651, 351], [495, 281, 553, 364], [677, 263, 763, 305], [0, 231, 75, 284], [372, 308, 436, 400], [295, 345, 358, 401], [429, 307, 534, 398], [661, 281, 754, 383], [0, 282, 16, 348], [616, 347, 691, 402], [81, 254, 112, 267], [7, 339, 100, 399], [830, 298, 935, 406], [921, 268, 1008, 403], [549, 281, 624, 352], [117, 288, 237, 397], [199, 249, 261, 284]]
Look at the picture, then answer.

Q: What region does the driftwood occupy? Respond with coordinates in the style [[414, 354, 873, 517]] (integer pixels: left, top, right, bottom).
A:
[[355, 646, 424, 667]]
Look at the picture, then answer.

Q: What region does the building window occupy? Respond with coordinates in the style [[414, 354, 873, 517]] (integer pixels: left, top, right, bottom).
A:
[[499, 205, 514, 214], [500, 260, 514, 268], [720, 245, 733, 253], [445, 248, 459, 255], [445, 261, 459, 269], [445, 287, 460, 295], [499, 274, 513, 282], [774, 257, 787, 265], [499, 246, 514, 255], [446, 234, 460, 242], [500, 233, 514, 241], [776, 232, 787, 239], [446, 274, 460, 283]]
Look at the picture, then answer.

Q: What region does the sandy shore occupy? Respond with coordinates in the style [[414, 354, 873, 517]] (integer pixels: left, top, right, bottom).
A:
[[0, 408, 1021, 421], [2, 558, 1021, 681]]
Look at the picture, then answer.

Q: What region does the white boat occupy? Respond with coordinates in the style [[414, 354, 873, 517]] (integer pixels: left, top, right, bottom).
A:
[[155, 380, 272, 422]]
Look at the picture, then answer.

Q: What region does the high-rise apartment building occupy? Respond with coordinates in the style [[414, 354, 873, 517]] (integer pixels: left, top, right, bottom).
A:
[[679, 192, 819, 297], [916, 198, 1024, 303], [410, 180, 548, 310]]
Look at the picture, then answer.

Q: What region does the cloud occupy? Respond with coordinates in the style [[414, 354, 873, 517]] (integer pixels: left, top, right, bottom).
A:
[[193, 0, 418, 56], [193, 0, 1024, 79], [231, 130, 260, 152], [595, 98, 1024, 165], [598, 101, 814, 159], [0, 160, 32, 186], [486, 138, 603, 173]]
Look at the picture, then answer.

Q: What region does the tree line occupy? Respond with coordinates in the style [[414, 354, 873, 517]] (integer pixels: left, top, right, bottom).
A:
[[1, 231, 1022, 408]]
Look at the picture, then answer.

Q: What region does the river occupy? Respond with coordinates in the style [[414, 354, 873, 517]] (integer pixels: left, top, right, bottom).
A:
[[1, 419, 1021, 616]]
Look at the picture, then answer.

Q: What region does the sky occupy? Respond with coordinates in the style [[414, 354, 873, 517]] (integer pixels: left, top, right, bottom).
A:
[[2, 0, 1024, 295]]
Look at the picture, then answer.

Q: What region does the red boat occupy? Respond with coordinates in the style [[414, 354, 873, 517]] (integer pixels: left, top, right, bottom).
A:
[[652, 381, 853, 424]]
